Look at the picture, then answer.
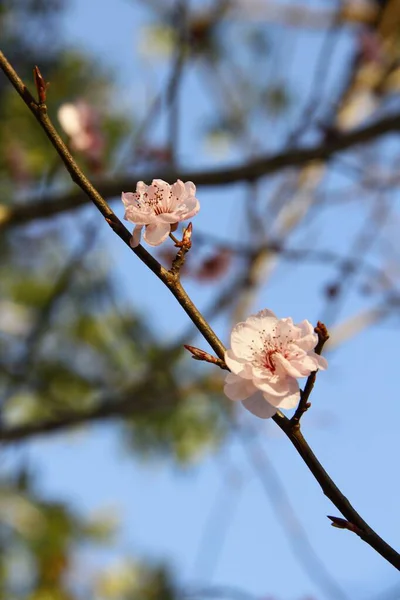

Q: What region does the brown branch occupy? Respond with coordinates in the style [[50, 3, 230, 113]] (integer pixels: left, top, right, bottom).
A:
[[272, 413, 400, 570], [0, 385, 179, 444], [291, 322, 330, 425], [241, 431, 349, 600], [2, 50, 400, 571], [0, 50, 224, 362], [2, 111, 400, 230]]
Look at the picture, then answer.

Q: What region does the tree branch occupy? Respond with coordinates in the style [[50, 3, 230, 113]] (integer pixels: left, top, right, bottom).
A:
[[2, 111, 400, 229], [0, 386, 176, 444], [2, 50, 400, 571], [0, 50, 224, 361]]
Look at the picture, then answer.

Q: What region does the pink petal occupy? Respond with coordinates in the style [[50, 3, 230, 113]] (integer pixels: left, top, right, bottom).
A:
[[272, 384, 300, 409], [181, 196, 200, 218], [245, 309, 278, 337], [224, 349, 253, 378], [295, 321, 318, 351], [290, 353, 327, 376], [171, 180, 186, 199], [314, 354, 328, 370], [136, 181, 148, 195], [156, 213, 181, 224], [275, 317, 296, 341], [151, 179, 170, 200], [242, 393, 277, 419], [124, 205, 154, 225], [184, 181, 196, 197], [252, 308, 277, 321], [224, 373, 257, 401], [266, 378, 300, 409], [152, 178, 169, 189], [253, 375, 300, 408], [143, 222, 171, 246], [121, 191, 137, 207], [273, 353, 305, 378], [130, 225, 143, 248], [230, 322, 263, 360]]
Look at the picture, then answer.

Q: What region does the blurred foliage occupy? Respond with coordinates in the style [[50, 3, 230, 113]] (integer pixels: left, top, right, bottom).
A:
[[0, 466, 116, 599]]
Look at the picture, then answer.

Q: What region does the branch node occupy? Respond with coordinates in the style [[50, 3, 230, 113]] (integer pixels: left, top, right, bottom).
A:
[[328, 515, 362, 535]]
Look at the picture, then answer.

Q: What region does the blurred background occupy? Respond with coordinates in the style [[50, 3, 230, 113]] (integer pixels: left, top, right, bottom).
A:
[[1, 0, 400, 598]]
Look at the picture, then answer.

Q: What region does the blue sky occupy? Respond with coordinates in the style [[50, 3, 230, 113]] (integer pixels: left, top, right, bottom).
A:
[[20, 1, 400, 598]]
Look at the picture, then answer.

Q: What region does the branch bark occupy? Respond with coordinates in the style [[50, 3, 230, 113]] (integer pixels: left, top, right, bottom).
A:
[[2, 111, 400, 229]]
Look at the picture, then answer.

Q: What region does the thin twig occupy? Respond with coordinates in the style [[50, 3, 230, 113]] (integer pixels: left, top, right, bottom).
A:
[[241, 430, 349, 600], [291, 321, 329, 425], [0, 50, 224, 361], [2, 111, 400, 230], [272, 412, 400, 569]]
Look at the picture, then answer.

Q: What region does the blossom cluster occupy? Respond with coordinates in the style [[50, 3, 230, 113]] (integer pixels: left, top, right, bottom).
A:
[[120, 180, 326, 421]]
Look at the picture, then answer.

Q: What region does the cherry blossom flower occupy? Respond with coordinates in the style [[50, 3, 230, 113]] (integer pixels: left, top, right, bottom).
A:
[[224, 309, 327, 419], [122, 179, 200, 247]]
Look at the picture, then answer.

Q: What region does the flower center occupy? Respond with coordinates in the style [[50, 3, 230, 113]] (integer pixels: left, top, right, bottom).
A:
[[137, 185, 175, 215], [263, 348, 278, 373]]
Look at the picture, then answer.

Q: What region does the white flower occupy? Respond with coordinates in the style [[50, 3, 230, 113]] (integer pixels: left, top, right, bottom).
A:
[[224, 309, 327, 419], [122, 179, 200, 247]]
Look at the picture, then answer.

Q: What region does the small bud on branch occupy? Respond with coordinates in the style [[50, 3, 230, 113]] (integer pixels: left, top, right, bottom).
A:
[[181, 221, 192, 249], [328, 515, 362, 535], [184, 344, 229, 370], [33, 66, 47, 104], [170, 223, 194, 275]]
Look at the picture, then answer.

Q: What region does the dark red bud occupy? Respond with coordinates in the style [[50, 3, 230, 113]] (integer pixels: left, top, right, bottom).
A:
[[33, 66, 47, 104]]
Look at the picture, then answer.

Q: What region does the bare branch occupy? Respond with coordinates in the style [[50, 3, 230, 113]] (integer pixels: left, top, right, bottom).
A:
[[2, 111, 400, 229], [2, 49, 400, 572]]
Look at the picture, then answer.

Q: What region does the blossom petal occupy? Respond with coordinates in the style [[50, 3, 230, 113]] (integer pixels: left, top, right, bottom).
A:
[[254, 375, 300, 409], [121, 191, 137, 207], [156, 213, 181, 224], [124, 204, 154, 225], [181, 196, 200, 218], [130, 225, 143, 248], [294, 320, 319, 351], [143, 222, 171, 246], [224, 373, 257, 401], [314, 354, 328, 370], [275, 317, 296, 341], [242, 393, 277, 419], [184, 181, 196, 197], [171, 179, 186, 199], [273, 353, 306, 378], [246, 309, 277, 333], [225, 349, 253, 378], [253, 374, 291, 397], [151, 178, 169, 190], [265, 378, 300, 409], [230, 323, 263, 360], [136, 181, 148, 195]]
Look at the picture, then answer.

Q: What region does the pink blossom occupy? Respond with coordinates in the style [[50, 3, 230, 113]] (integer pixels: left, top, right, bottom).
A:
[[224, 309, 327, 419], [122, 179, 200, 247]]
